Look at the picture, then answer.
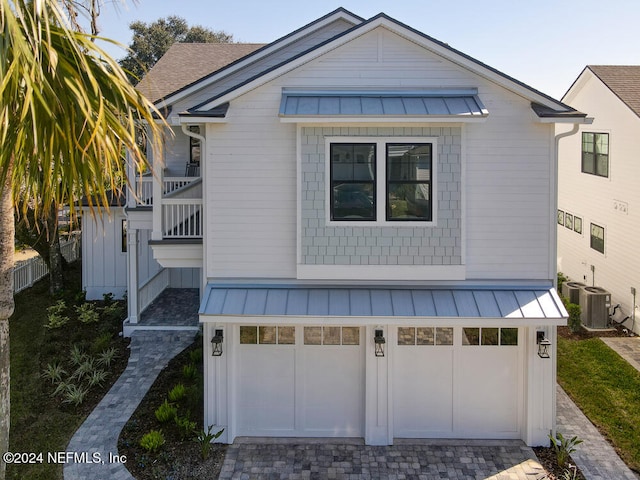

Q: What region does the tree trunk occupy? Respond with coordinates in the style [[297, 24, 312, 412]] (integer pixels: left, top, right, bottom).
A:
[[46, 205, 64, 295], [0, 165, 14, 480]]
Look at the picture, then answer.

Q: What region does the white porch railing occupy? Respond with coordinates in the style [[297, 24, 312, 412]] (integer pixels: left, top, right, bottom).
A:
[[13, 237, 81, 294], [162, 199, 203, 238], [133, 176, 199, 206], [138, 269, 170, 313], [134, 176, 153, 206]]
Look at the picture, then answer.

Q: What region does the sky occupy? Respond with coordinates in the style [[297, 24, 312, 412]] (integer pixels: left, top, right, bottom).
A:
[[94, 0, 640, 100]]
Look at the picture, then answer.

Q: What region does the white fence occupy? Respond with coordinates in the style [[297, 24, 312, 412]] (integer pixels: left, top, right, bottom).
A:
[[13, 237, 81, 294]]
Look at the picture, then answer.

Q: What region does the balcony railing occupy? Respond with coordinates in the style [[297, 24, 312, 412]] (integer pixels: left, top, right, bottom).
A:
[[162, 199, 203, 238], [133, 175, 200, 207]]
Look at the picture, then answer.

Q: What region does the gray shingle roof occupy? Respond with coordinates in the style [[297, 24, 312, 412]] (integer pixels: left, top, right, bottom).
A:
[[588, 65, 640, 118], [136, 43, 265, 103]]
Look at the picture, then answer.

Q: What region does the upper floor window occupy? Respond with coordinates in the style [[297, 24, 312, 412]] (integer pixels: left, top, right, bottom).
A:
[[590, 223, 605, 254], [582, 132, 608, 177], [328, 138, 436, 225]]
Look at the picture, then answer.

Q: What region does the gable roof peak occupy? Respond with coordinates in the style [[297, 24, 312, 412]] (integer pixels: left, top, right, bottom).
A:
[[586, 65, 640, 118]]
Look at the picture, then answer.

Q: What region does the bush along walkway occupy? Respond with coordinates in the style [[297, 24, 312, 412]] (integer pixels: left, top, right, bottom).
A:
[[64, 330, 197, 480]]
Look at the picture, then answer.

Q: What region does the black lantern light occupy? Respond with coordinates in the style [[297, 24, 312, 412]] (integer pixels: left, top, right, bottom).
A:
[[211, 329, 224, 357], [536, 331, 551, 359], [374, 329, 385, 357]]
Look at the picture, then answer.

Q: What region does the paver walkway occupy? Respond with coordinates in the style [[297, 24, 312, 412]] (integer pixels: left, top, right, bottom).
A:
[[557, 386, 638, 480], [219, 438, 545, 480], [64, 330, 197, 480]]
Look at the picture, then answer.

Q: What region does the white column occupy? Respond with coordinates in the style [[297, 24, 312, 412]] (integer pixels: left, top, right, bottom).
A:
[[365, 324, 392, 445], [127, 228, 140, 324], [151, 150, 164, 241]]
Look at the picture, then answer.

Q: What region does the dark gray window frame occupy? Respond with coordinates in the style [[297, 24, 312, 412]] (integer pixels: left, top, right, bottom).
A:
[[581, 132, 609, 177]]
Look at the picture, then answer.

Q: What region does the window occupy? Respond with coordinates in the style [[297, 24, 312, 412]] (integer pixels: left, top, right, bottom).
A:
[[590, 223, 605, 254], [330, 144, 376, 220], [557, 210, 564, 226], [189, 126, 201, 164], [462, 327, 518, 346], [386, 144, 432, 221], [574, 216, 582, 234], [328, 138, 436, 224], [564, 213, 573, 230], [121, 219, 127, 253], [582, 132, 609, 177]]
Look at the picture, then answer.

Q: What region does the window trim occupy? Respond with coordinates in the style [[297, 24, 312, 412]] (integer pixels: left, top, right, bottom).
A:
[[581, 132, 609, 178], [325, 136, 438, 227]]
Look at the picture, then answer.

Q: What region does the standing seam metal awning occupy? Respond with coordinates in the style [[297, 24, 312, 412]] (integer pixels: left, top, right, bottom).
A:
[[278, 89, 488, 117], [199, 285, 567, 324]]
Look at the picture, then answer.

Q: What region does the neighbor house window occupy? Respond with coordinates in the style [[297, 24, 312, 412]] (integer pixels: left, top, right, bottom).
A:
[[582, 132, 609, 177], [328, 138, 436, 224], [590, 223, 605, 254]]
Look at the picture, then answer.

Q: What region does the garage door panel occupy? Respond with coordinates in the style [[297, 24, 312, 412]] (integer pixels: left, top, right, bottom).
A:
[[457, 348, 520, 434], [237, 347, 296, 433], [301, 346, 364, 435], [394, 348, 454, 436]]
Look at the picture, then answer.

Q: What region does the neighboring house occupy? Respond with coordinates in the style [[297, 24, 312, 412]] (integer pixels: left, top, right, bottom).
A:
[[85, 9, 589, 446], [557, 65, 640, 334]]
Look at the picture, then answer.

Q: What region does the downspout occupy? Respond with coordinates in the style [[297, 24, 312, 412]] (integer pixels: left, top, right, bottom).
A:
[[181, 123, 206, 294], [549, 120, 591, 442]]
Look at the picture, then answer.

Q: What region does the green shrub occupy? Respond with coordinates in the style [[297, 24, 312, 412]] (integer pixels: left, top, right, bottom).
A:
[[76, 303, 100, 324], [72, 358, 96, 381], [549, 432, 583, 468], [168, 383, 187, 403], [90, 332, 112, 354], [139, 430, 165, 453], [182, 363, 197, 381], [45, 301, 70, 329], [69, 345, 87, 367], [62, 384, 89, 406], [558, 272, 568, 293], [174, 414, 196, 440], [41, 363, 66, 384], [194, 425, 224, 459], [96, 347, 118, 368], [101, 302, 125, 322], [566, 303, 582, 333], [189, 348, 203, 364], [102, 292, 115, 306], [87, 369, 108, 388], [154, 399, 177, 423]]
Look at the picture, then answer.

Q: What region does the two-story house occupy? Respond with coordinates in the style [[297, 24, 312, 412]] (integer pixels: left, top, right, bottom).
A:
[[557, 66, 640, 335], [82, 9, 588, 446]]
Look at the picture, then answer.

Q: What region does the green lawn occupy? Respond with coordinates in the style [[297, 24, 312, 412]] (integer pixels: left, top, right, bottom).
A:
[[8, 262, 128, 480], [558, 336, 640, 473]]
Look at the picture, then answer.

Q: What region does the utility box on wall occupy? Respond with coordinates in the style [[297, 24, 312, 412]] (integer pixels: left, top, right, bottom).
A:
[[579, 287, 611, 329]]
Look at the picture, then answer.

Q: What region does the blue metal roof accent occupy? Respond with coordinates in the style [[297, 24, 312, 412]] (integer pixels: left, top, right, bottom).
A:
[[278, 89, 488, 117], [200, 285, 566, 322]]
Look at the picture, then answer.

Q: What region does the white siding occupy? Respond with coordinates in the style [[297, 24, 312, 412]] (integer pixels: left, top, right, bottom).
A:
[[137, 228, 163, 286], [204, 27, 554, 281], [558, 71, 640, 331], [82, 209, 127, 299]]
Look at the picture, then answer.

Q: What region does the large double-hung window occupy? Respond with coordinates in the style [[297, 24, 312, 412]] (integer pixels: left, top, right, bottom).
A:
[[328, 138, 435, 224]]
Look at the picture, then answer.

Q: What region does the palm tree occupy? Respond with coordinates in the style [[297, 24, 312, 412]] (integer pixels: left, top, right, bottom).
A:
[[0, 1, 164, 477]]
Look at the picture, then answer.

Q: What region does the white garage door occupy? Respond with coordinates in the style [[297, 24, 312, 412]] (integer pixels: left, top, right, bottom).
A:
[[237, 325, 364, 437], [393, 326, 522, 439]]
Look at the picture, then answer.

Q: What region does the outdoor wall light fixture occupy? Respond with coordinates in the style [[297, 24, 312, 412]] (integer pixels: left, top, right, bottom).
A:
[[536, 331, 551, 359], [211, 329, 224, 357], [374, 329, 385, 357]]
